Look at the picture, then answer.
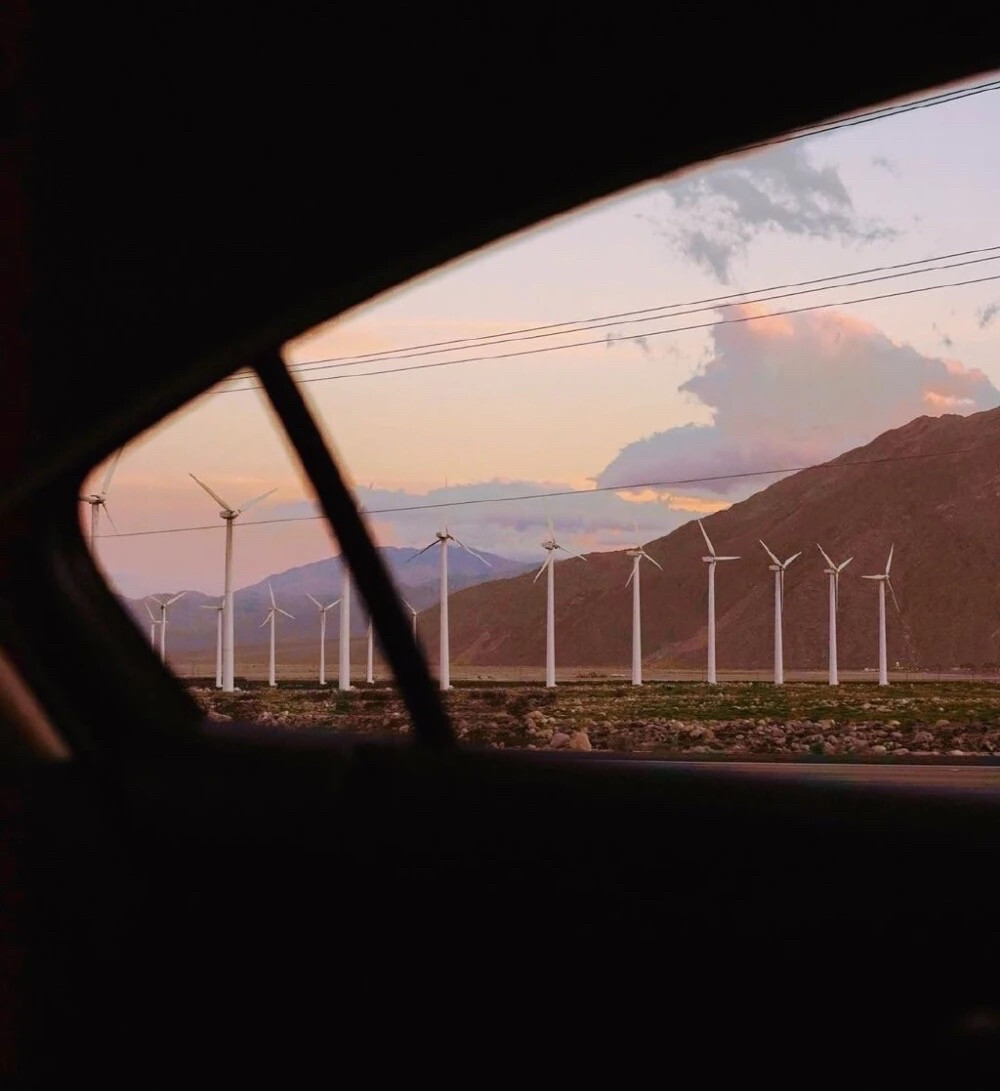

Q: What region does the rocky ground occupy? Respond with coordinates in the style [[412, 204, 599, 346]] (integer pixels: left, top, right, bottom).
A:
[[189, 679, 1000, 758]]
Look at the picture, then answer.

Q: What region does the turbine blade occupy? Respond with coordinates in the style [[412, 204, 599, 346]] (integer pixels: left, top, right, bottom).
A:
[[100, 446, 125, 496], [149, 595, 166, 607], [759, 539, 781, 567], [238, 486, 278, 514], [406, 540, 439, 563], [816, 543, 836, 570], [861, 575, 880, 580], [307, 593, 322, 608], [887, 578, 901, 614], [260, 612, 273, 628], [558, 544, 586, 560], [189, 473, 233, 510], [329, 599, 342, 610], [625, 567, 634, 588], [166, 591, 186, 606], [144, 603, 156, 621], [886, 543, 894, 575], [642, 552, 664, 571], [269, 582, 275, 608], [698, 520, 716, 556], [101, 503, 120, 535], [783, 551, 801, 567], [452, 536, 493, 568], [533, 556, 550, 583], [278, 608, 295, 620], [838, 557, 853, 572], [716, 556, 740, 561]]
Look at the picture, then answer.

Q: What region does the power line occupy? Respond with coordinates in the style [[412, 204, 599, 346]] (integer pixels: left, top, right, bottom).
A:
[[263, 250, 1000, 378], [215, 269, 1000, 391], [93, 444, 980, 540], [226, 243, 1000, 380], [740, 76, 1000, 151]]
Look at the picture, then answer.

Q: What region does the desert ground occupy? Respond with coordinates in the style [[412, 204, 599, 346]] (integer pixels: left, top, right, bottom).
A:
[[188, 675, 1000, 759]]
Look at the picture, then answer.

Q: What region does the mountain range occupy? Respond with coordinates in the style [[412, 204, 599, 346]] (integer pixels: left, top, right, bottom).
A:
[[123, 545, 532, 655], [429, 407, 1000, 671]]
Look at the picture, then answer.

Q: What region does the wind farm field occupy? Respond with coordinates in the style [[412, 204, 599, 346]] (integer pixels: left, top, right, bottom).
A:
[[189, 677, 1000, 759]]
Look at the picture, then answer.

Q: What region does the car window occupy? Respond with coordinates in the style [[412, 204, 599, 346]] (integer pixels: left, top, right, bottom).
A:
[[85, 70, 1000, 759]]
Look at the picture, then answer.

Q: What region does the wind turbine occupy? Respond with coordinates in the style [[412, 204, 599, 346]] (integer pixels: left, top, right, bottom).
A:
[[200, 600, 224, 688], [307, 593, 340, 686], [407, 506, 491, 691], [697, 520, 739, 686], [80, 446, 124, 548], [625, 522, 662, 686], [260, 582, 294, 688], [148, 591, 186, 662], [144, 602, 160, 649], [758, 540, 801, 686], [533, 514, 586, 688], [862, 544, 899, 687], [401, 599, 419, 641], [817, 545, 852, 686], [190, 474, 277, 692]]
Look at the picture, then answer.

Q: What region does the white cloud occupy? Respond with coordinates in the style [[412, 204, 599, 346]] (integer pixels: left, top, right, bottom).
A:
[[594, 304, 1000, 499]]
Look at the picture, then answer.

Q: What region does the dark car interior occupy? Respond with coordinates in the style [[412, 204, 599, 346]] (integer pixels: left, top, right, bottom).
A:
[[2, 9, 1000, 1084]]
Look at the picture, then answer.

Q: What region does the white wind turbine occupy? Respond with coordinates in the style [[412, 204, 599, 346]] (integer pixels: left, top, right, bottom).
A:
[[261, 582, 294, 688], [307, 593, 341, 686], [862, 544, 899, 687], [697, 520, 739, 686], [817, 545, 852, 687], [533, 514, 586, 688], [200, 600, 224, 688], [190, 474, 277, 692], [407, 502, 492, 691], [144, 602, 160, 649], [625, 522, 662, 686], [80, 446, 124, 549], [148, 591, 186, 663], [758, 540, 801, 686]]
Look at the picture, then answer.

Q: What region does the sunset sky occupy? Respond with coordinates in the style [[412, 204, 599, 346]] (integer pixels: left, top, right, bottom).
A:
[[87, 71, 1000, 599]]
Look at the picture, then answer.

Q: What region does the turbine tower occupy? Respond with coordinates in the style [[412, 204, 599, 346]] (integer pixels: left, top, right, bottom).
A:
[[200, 601, 224, 688], [144, 602, 160, 649], [260, 582, 294, 688], [533, 515, 586, 688], [408, 513, 491, 691], [862, 544, 899, 687], [190, 474, 276, 692], [307, 593, 341, 686], [148, 591, 186, 663], [758, 540, 801, 686], [366, 620, 374, 684], [697, 520, 739, 686], [80, 446, 124, 548], [338, 570, 352, 691], [625, 522, 662, 686], [817, 545, 852, 686]]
